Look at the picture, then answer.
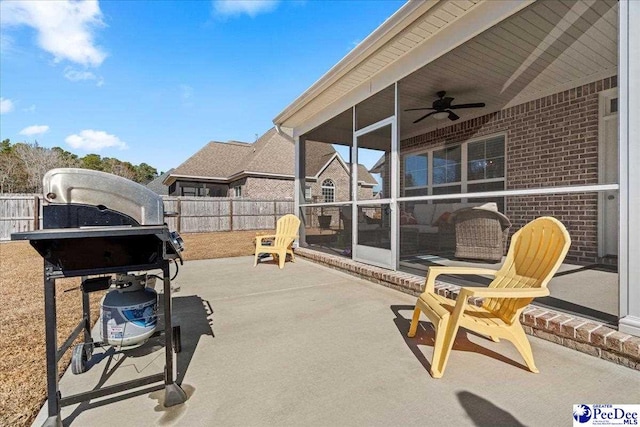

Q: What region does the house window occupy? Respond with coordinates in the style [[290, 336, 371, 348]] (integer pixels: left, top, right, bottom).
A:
[[404, 152, 428, 190], [402, 135, 505, 202], [181, 185, 208, 197], [182, 187, 196, 196], [467, 136, 505, 181], [233, 185, 242, 198], [305, 185, 312, 201], [432, 145, 461, 196], [321, 179, 335, 203]]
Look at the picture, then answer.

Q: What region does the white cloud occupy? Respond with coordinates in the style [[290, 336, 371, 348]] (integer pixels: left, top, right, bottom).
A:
[[19, 125, 50, 136], [23, 105, 36, 113], [65, 130, 128, 151], [214, 0, 279, 17], [64, 67, 104, 86], [0, 98, 15, 114], [0, 32, 15, 53], [0, 0, 107, 67]]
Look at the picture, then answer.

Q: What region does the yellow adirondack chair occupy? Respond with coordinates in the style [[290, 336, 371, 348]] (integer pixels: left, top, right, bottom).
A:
[[407, 216, 571, 378], [254, 214, 301, 269]]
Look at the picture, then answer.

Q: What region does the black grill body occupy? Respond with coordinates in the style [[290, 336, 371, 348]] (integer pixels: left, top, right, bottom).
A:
[[11, 169, 187, 426]]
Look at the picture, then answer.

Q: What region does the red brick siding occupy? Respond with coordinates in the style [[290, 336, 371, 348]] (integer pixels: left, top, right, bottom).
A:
[[401, 76, 617, 263]]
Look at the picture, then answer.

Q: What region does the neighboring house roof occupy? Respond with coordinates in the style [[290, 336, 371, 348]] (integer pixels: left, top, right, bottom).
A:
[[146, 168, 174, 195], [167, 140, 253, 183], [165, 127, 378, 187], [305, 141, 336, 177], [237, 127, 294, 176], [357, 164, 377, 187], [369, 155, 385, 174]]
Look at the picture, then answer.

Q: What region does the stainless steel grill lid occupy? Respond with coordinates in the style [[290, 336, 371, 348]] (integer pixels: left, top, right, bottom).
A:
[[43, 168, 164, 225]]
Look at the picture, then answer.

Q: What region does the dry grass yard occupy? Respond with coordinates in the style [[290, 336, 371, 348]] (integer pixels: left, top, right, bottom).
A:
[[0, 230, 260, 426]]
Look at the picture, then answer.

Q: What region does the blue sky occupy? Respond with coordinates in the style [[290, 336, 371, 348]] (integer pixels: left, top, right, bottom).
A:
[[0, 0, 405, 173]]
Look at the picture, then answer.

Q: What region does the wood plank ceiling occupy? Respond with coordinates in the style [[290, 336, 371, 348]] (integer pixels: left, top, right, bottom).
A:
[[303, 0, 618, 143]]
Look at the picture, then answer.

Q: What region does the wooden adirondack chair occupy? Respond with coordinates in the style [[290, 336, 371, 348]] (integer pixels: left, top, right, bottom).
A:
[[407, 216, 571, 378], [254, 214, 301, 269]]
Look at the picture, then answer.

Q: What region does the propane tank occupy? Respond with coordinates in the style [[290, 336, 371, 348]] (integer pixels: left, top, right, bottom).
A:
[[100, 274, 157, 348]]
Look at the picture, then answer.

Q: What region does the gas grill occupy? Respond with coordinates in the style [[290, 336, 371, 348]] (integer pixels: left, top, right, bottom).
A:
[[12, 168, 187, 427]]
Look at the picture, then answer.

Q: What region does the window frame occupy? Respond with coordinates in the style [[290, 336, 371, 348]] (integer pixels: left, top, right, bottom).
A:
[[305, 184, 312, 202], [321, 179, 336, 203], [402, 133, 506, 198]]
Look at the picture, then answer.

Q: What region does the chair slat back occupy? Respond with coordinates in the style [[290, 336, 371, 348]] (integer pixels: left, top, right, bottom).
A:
[[483, 217, 571, 323], [274, 214, 301, 249]]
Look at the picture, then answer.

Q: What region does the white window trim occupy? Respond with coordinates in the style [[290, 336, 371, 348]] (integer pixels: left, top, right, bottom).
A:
[[403, 133, 507, 198], [321, 179, 335, 203]]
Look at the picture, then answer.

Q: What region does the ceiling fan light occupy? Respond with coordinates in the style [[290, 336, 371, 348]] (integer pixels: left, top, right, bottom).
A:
[[432, 111, 449, 120]]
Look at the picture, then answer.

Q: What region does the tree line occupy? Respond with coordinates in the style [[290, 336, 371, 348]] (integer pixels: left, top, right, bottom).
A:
[[0, 139, 159, 193]]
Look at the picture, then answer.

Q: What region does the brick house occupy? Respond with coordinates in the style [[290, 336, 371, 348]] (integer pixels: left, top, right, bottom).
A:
[[163, 127, 377, 200], [273, 0, 640, 337]]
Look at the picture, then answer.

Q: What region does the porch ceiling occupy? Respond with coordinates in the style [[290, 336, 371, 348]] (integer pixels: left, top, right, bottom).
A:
[[291, 0, 618, 143], [399, 0, 618, 140]]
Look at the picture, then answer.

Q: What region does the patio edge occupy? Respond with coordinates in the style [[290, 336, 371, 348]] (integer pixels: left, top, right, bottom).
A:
[[295, 247, 640, 371]]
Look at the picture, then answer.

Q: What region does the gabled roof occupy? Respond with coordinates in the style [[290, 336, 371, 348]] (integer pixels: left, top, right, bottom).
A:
[[146, 168, 174, 195], [305, 141, 337, 177], [238, 127, 294, 176], [168, 140, 253, 182], [165, 127, 378, 186], [356, 164, 377, 187]]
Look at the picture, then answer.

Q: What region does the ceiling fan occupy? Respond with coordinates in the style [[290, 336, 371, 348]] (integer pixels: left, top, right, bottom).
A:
[[405, 91, 486, 123]]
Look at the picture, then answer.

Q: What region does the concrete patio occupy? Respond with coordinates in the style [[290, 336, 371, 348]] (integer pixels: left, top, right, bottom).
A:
[[35, 256, 640, 426]]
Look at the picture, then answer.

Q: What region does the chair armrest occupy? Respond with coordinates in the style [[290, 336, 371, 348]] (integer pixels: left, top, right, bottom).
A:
[[459, 287, 550, 299], [256, 234, 276, 243], [423, 266, 497, 293]]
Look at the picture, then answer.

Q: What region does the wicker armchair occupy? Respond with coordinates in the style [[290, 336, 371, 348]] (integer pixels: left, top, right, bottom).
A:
[[451, 205, 511, 262]]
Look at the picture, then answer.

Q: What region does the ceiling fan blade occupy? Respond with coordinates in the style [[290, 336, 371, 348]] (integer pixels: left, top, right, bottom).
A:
[[404, 107, 435, 112], [448, 111, 460, 121], [413, 111, 437, 124], [448, 102, 486, 109]]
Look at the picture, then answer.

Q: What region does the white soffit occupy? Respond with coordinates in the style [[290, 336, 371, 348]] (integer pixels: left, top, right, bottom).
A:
[[274, 0, 533, 133]]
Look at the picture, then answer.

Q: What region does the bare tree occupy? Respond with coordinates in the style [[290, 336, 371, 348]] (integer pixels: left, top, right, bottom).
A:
[[13, 142, 63, 193], [0, 152, 25, 193]]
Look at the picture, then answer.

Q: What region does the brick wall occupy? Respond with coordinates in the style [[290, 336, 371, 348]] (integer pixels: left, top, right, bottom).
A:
[[310, 157, 351, 202], [243, 177, 293, 199], [401, 76, 617, 263]]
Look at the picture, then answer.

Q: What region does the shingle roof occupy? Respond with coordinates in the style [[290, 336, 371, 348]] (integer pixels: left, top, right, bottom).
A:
[[170, 140, 252, 180], [357, 164, 378, 186], [235, 127, 295, 176], [146, 168, 174, 195], [167, 127, 377, 186], [305, 141, 336, 177]]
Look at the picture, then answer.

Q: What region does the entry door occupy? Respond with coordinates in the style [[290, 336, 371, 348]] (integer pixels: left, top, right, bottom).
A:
[[352, 118, 397, 270], [599, 90, 619, 257]]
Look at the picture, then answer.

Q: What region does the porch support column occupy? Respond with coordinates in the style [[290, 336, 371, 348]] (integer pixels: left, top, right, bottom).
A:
[[618, 0, 640, 337], [294, 132, 307, 246]]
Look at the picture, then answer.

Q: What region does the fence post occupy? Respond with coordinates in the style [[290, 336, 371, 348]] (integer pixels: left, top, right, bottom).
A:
[[230, 199, 234, 231], [33, 195, 40, 230], [274, 200, 277, 226], [176, 198, 181, 233]]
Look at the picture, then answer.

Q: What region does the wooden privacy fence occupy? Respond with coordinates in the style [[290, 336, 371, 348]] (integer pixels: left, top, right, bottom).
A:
[[163, 197, 294, 233], [0, 194, 42, 241], [0, 195, 294, 240]]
